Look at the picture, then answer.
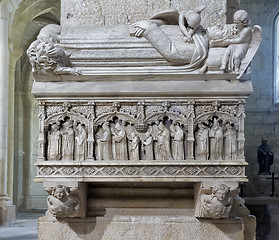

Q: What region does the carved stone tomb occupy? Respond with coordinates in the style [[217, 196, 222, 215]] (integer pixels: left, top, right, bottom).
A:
[[29, 1, 261, 239]]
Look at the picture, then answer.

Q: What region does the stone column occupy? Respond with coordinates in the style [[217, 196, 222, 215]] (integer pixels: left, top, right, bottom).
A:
[[0, 0, 16, 226]]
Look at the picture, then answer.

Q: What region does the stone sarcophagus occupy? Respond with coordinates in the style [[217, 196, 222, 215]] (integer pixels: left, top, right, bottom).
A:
[[29, 1, 261, 239]]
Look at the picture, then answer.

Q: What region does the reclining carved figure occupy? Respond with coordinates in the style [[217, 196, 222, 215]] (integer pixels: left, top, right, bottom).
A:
[[133, 7, 262, 79]]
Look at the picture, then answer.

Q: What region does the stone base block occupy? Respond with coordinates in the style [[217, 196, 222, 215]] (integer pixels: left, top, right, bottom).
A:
[[38, 216, 97, 240], [0, 197, 16, 226], [38, 211, 246, 240], [102, 216, 244, 240], [242, 216, 256, 240]]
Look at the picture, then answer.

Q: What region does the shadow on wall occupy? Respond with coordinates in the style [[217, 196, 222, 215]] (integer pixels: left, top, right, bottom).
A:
[[246, 204, 270, 240]]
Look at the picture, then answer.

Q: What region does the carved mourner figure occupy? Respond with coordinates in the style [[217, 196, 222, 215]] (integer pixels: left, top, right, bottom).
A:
[[170, 123, 184, 160], [47, 123, 62, 161], [195, 123, 209, 161], [61, 120, 75, 160], [74, 123, 87, 161], [142, 131, 154, 160], [223, 122, 237, 161], [46, 185, 80, 218], [112, 121, 128, 160], [209, 118, 223, 160], [257, 140, 274, 175], [200, 184, 233, 219], [156, 121, 173, 160], [96, 122, 113, 160], [129, 131, 140, 161]]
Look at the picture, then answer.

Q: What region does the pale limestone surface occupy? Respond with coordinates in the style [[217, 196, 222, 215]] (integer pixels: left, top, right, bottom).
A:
[[38, 212, 245, 240], [61, 0, 227, 28], [195, 123, 209, 160], [101, 216, 244, 240]]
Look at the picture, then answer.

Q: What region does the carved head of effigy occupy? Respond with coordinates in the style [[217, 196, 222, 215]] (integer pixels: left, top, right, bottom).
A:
[[207, 25, 229, 40]]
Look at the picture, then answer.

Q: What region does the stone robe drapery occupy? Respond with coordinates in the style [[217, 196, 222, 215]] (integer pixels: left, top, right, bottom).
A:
[[171, 124, 184, 160], [97, 126, 113, 160], [209, 121, 223, 160], [75, 125, 87, 161], [62, 126, 74, 160], [48, 130, 62, 161], [130, 135, 140, 161], [142, 134, 153, 160], [195, 127, 209, 161], [223, 127, 237, 160], [157, 123, 173, 160], [112, 124, 128, 160]]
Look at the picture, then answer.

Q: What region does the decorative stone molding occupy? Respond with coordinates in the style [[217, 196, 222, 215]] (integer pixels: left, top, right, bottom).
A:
[[36, 162, 246, 182]]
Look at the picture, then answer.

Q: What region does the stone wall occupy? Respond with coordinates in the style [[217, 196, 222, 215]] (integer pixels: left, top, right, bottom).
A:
[[240, 0, 279, 196], [61, 0, 228, 27]]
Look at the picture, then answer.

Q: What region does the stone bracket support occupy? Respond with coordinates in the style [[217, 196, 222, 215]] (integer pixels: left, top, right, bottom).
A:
[[44, 181, 87, 218], [194, 181, 239, 219]]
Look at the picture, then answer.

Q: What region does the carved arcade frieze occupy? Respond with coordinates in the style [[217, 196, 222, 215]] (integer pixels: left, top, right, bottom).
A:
[[37, 99, 245, 163]]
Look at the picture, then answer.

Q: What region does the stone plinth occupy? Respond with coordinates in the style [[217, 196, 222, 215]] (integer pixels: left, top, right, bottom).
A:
[[38, 208, 252, 240]]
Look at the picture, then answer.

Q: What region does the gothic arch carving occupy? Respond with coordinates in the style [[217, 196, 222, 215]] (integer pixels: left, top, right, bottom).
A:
[[194, 111, 238, 126], [94, 112, 137, 127], [45, 112, 88, 128], [145, 112, 188, 127]]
